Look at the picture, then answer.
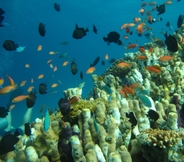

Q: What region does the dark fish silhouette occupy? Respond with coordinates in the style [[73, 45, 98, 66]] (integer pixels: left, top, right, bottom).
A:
[[109, 58, 116, 63], [0, 107, 9, 118], [72, 24, 89, 39], [157, 4, 165, 15], [91, 56, 100, 67], [58, 98, 71, 116], [3, 40, 18, 51], [54, 2, 60, 12], [0, 130, 19, 155], [164, 32, 178, 52], [71, 59, 78, 75], [103, 31, 123, 45], [101, 60, 105, 66], [166, 21, 170, 27], [0, 8, 5, 27], [39, 83, 47, 94], [92, 24, 98, 34], [147, 109, 159, 122], [24, 123, 31, 136], [177, 15, 184, 28], [0, 8, 5, 15], [126, 112, 137, 127], [26, 90, 37, 108], [80, 71, 83, 80], [38, 22, 46, 37], [0, 16, 4, 27]]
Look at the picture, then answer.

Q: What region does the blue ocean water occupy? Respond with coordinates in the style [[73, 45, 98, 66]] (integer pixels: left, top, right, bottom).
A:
[[0, 0, 183, 128]]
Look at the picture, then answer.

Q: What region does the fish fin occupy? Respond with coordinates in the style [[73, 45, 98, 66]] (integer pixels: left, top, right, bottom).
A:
[[103, 37, 108, 42], [85, 28, 89, 32], [75, 24, 79, 29]]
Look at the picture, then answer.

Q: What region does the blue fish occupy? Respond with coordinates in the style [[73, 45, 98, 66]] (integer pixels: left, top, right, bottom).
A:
[[137, 94, 152, 107], [44, 110, 50, 132], [16, 46, 26, 52], [93, 113, 99, 134]]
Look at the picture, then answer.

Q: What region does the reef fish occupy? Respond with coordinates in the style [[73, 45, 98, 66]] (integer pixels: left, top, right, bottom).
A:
[[164, 32, 178, 52], [0, 16, 4, 27], [80, 71, 83, 80], [38, 22, 46, 37], [92, 24, 98, 34], [16, 46, 26, 52], [39, 83, 47, 94], [54, 2, 60, 12], [90, 56, 100, 67], [24, 123, 31, 136], [126, 112, 137, 127], [72, 24, 89, 39], [103, 31, 123, 45], [0, 130, 19, 155], [158, 56, 173, 62], [44, 110, 50, 132], [3, 40, 18, 51], [71, 59, 78, 75], [0, 107, 9, 118], [157, 4, 166, 15], [0, 8, 5, 27], [12, 95, 29, 103], [26, 90, 37, 108], [177, 14, 184, 28]]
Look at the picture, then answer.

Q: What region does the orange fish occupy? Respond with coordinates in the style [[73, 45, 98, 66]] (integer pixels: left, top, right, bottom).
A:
[[86, 67, 96, 74], [0, 85, 15, 95], [27, 86, 34, 92], [149, 1, 157, 5], [145, 65, 162, 73], [38, 74, 44, 79], [51, 83, 58, 88], [134, 17, 141, 23], [139, 8, 145, 15], [127, 23, 136, 27], [6, 75, 16, 87], [37, 45, 42, 51], [12, 95, 29, 103], [9, 104, 15, 110], [105, 54, 109, 60], [117, 62, 131, 68], [25, 64, 30, 68], [20, 80, 27, 87], [138, 46, 145, 53], [150, 47, 154, 53], [141, 2, 147, 7], [119, 89, 127, 98], [158, 56, 173, 62], [53, 66, 57, 72], [47, 59, 52, 64], [123, 35, 129, 39], [62, 61, 69, 66], [120, 23, 128, 30], [127, 44, 138, 49], [137, 55, 148, 60], [165, 0, 173, 5], [0, 77, 4, 87], [124, 85, 135, 95], [49, 51, 59, 55]]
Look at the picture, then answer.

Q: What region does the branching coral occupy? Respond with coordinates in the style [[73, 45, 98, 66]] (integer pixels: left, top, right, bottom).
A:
[[144, 128, 184, 148], [69, 98, 107, 119]]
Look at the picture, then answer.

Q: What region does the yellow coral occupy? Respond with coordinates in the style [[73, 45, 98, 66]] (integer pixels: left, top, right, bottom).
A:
[[69, 98, 107, 119]]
